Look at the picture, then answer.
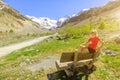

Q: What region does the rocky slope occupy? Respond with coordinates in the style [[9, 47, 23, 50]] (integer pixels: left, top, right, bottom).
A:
[[62, 0, 120, 27], [0, 0, 48, 36]]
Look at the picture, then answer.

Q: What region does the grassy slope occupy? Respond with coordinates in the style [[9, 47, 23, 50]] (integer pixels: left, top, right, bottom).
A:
[[0, 20, 120, 80]]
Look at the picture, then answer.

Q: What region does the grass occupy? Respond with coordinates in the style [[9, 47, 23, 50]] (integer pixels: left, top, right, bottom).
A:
[[90, 41, 120, 80], [1, 35, 120, 80], [1, 36, 85, 64], [0, 21, 120, 79], [0, 35, 85, 80], [59, 23, 92, 38], [92, 55, 120, 80], [105, 41, 120, 51]]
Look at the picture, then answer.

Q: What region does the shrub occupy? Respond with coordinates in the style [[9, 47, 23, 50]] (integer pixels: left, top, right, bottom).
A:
[[99, 18, 106, 30], [9, 29, 14, 33], [27, 33, 30, 36]]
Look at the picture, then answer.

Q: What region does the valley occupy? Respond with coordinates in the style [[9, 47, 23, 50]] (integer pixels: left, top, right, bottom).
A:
[[0, 0, 120, 80]]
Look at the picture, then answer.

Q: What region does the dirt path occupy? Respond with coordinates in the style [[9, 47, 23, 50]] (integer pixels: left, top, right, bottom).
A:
[[0, 35, 54, 57], [27, 55, 59, 72]]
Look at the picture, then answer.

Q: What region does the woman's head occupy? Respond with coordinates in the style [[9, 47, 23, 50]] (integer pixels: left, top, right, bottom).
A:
[[90, 30, 98, 37]]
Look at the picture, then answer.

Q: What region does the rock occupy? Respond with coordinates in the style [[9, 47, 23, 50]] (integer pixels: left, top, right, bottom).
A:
[[45, 36, 54, 42], [29, 62, 32, 65], [27, 75, 30, 77], [114, 37, 120, 44], [25, 78, 30, 80], [35, 77, 38, 79], [26, 58, 33, 64], [25, 48, 34, 51], [19, 62, 27, 67], [16, 78, 20, 80], [102, 49, 118, 56], [62, 75, 66, 79], [26, 58, 30, 62], [55, 35, 64, 40]]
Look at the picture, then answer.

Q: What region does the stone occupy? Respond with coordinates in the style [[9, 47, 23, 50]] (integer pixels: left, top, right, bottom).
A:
[[114, 37, 120, 44], [19, 62, 27, 67], [102, 49, 118, 56], [26, 58, 30, 62]]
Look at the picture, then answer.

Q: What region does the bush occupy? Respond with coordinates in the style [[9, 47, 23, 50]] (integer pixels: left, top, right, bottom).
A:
[[27, 33, 30, 36], [9, 29, 14, 33], [99, 18, 106, 30]]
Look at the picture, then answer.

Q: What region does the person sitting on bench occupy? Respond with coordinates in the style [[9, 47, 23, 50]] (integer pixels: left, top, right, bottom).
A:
[[79, 30, 104, 58]]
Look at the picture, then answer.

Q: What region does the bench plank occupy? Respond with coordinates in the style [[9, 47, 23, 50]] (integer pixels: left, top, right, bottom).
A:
[[56, 59, 93, 70], [60, 52, 93, 62], [60, 52, 74, 62]]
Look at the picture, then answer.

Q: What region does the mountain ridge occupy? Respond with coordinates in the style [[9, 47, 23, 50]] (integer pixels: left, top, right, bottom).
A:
[[0, 0, 48, 36], [26, 15, 68, 29], [62, 0, 120, 27]]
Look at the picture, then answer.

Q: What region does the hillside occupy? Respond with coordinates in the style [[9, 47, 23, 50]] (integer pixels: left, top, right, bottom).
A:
[[0, 0, 50, 47], [62, 0, 120, 28], [0, 0, 120, 80], [0, 0, 48, 36]]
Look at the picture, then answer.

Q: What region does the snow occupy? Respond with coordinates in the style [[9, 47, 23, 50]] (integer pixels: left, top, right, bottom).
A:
[[82, 8, 90, 11], [26, 15, 58, 29], [26, 9, 91, 29], [26, 15, 70, 29]]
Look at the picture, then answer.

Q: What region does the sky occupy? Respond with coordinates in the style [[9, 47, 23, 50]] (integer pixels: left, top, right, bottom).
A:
[[3, 0, 112, 20]]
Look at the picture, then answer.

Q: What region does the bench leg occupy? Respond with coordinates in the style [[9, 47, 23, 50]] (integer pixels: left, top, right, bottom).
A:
[[64, 69, 74, 77], [73, 51, 78, 72], [85, 75, 89, 80]]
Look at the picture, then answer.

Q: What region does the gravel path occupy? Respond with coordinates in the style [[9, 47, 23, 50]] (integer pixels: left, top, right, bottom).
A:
[[0, 35, 53, 57]]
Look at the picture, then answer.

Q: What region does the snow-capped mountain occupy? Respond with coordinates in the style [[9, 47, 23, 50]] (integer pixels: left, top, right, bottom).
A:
[[26, 15, 58, 29], [57, 17, 68, 27], [26, 15, 75, 29], [26, 14, 79, 29]]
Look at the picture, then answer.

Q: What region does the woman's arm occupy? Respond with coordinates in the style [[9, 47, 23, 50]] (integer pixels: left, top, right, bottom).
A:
[[97, 39, 105, 51], [81, 37, 89, 45], [81, 41, 89, 45]]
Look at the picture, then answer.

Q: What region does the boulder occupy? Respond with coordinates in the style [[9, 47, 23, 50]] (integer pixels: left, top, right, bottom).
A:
[[114, 36, 120, 44], [102, 49, 118, 56]]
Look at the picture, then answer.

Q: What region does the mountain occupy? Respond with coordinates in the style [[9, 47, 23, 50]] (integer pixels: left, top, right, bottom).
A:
[[26, 15, 69, 29], [0, 0, 48, 36], [26, 15, 58, 29], [62, 0, 120, 27], [26, 14, 79, 29]]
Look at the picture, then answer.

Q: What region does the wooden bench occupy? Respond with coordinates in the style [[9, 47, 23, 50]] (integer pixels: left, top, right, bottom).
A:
[[55, 50, 100, 76]]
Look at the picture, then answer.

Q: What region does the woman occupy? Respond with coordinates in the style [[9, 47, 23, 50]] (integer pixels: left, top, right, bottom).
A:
[[79, 30, 104, 59]]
